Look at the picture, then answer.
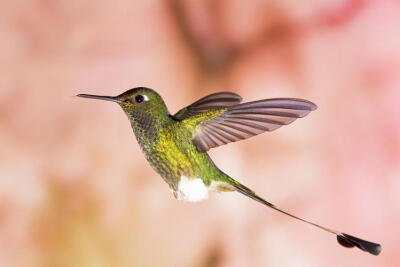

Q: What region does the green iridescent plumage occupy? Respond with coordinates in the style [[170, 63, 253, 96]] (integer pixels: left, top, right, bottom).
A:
[[77, 87, 381, 256], [118, 88, 234, 191]]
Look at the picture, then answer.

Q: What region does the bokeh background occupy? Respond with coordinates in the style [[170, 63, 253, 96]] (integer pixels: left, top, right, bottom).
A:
[[1, 0, 399, 266]]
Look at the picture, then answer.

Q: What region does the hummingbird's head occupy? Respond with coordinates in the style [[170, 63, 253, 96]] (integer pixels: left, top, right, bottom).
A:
[[77, 87, 170, 125], [116, 87, 168, 115]]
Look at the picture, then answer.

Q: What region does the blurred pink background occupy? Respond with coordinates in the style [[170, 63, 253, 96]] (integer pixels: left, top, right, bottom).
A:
[[1, 1, 399, 266]]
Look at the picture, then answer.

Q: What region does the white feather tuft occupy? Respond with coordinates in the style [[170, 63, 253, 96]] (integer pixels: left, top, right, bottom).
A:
[[176, 176, 208, 202]]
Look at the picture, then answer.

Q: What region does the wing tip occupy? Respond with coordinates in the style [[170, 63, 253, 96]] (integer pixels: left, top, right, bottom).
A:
[[309, 102, 318, 111], [337, 234, 381, 255], [299, 99, 317, 111], [290, 98, 318, 111]]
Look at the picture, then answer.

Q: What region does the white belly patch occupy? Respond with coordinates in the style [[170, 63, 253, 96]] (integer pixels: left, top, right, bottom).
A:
[[176, 176, 208, 202]]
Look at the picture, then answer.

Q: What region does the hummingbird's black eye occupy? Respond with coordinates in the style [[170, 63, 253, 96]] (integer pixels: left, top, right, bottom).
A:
[[135, 95, 145, 103]]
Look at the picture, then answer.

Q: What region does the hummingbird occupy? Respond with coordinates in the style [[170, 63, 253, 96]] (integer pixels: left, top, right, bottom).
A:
[[78, 87, 381, 255]]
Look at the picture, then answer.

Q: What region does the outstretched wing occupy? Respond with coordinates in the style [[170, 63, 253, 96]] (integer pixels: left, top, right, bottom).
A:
[[173, 92, 242, 120], [191, 98, 317, 152]]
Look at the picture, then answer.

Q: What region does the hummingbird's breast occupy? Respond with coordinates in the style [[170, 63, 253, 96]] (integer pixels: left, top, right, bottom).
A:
[[134, 121, 218, 191]]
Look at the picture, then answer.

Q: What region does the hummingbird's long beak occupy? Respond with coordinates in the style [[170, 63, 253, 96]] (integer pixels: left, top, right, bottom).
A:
[[76, 94, 122, 103]]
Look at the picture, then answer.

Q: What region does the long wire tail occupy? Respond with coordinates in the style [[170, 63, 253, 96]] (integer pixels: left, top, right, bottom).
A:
[[233, 183, 381, 255]]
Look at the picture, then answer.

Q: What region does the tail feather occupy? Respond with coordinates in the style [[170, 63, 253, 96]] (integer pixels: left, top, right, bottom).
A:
[[232, 183, 381, 255]]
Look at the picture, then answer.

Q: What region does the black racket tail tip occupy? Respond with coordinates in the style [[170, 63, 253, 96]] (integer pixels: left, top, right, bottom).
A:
[[336, 233, 381, 255]]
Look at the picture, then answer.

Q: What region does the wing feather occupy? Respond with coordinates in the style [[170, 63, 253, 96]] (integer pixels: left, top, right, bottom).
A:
[[192, 98, 317, 152], [173, 92, 242, 120]]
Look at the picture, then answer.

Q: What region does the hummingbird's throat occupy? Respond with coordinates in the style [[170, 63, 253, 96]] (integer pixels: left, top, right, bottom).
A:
[[127, 110, 173, 144], [127, 111, 159, 139]]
